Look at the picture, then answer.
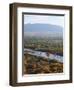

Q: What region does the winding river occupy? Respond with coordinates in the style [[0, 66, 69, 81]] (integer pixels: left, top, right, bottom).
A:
[[24, 48, 63, 63]]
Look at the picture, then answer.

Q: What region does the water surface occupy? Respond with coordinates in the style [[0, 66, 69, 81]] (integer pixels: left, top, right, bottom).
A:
[[24, 48, 63, 63]]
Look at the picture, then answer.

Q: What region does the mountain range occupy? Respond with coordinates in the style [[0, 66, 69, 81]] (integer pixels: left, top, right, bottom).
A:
[[24, 23, 63, 38]]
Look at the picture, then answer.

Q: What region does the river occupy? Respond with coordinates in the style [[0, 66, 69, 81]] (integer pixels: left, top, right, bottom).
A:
[[24, 48, 63, 63]]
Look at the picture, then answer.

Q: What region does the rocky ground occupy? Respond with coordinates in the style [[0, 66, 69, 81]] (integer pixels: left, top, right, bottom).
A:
[[23, 54, 63, 74]]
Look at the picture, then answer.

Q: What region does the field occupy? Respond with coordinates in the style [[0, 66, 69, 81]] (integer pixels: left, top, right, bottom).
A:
[[24, 37, 63, 55], [23, 36, 63, 74]]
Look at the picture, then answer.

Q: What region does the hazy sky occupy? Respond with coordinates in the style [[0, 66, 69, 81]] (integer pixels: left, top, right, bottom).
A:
[[24, 14, 64, 28]]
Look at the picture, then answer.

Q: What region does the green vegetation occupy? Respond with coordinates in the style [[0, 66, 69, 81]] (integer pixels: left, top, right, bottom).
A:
[[24, 37, 63, 55]]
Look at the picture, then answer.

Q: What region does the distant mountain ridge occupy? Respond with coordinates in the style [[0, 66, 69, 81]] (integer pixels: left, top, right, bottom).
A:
[[24, 23, 63, 37]]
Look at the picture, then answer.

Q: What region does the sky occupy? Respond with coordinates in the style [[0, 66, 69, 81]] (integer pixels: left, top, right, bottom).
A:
[[24, 14, 64, 28]]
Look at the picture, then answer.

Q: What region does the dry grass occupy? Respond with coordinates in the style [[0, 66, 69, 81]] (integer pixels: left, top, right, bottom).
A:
[[23, 54, 63, 74]]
